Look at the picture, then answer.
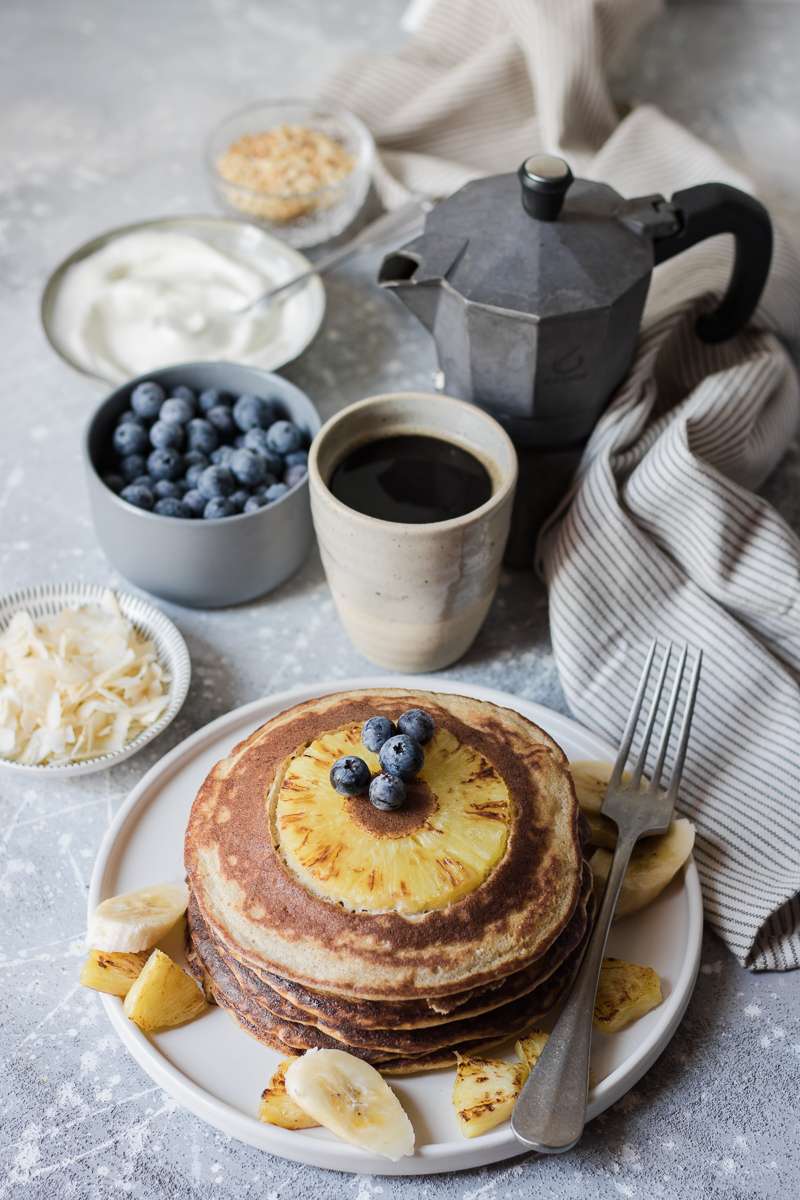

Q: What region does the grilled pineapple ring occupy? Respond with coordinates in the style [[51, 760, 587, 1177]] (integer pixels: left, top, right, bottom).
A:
[[272, 722, 511, 915]]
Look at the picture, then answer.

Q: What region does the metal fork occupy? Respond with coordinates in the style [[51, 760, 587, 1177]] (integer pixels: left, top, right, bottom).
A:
[[511, 640, 702, 1154]]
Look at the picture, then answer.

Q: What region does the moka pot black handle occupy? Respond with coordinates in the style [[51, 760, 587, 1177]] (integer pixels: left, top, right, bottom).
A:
[[653, 183, 773, 343]]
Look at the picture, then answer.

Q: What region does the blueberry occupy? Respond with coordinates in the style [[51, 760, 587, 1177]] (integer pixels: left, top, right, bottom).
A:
[[229, 489, 249, 512], [120, 483, 154, 511], [243, 428, 284, 473], [132, 474, 154, 488], [210, 445, 235, 466], [207, 405, 237, 438], [183, 449, 209, 470], [234, 434, 247, 448], [243, 494, 266, 513], [285, 449, 308, 467], [266, 420, 303, 456], [230, 448, 267, 487], [159, 397, 194, 426], [198, 465, 235, 500], [171, 384, 196, 405], [241, 427, 268, 452], [130, 380, 165, 420], [362, 715, 396, 753], [147, 448, 184, 481], [149, 419, 184, 450], [378, 734, 424, 781], [284, 463, 307, 489], [153, 478, 181, 499], [102, 472, 124, 494], [112, 421, 148, 457], [117, 409, 146, 427], [183, 488, 207, 516], [397, 708, 435, 745], [369, 773, 406, 811], [198, 388, 229, 414], [203, 496, 235, 519], [264, 482, 289, 503], [154, 496, 191, 517], [329, 755, 371, 797], [174, 478, 190, 495], [233, 393, 274, 432], [185, 462, 206, 488], [120, 454, 147, 482], [186, 418, 219, 455]]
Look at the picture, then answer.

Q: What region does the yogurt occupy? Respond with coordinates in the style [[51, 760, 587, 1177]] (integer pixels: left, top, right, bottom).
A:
[[49, 229, 316, 382]]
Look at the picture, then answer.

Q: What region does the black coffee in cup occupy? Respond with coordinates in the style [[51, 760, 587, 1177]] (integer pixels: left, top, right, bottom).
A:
[[329, 434, 492, 524]]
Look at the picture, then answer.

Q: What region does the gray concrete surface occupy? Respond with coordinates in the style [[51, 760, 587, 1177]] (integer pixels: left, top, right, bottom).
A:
[[1, 1, 798, 1197]]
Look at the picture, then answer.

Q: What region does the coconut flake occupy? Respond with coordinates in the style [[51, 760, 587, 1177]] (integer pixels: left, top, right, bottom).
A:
[[0, 591, 170, 765]]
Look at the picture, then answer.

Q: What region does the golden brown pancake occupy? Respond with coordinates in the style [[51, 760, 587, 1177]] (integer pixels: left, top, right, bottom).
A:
[[185, 861, 592, 1033], [185, 689, 584, 1002], [187, 895, 589, 1057], [185, 912, 584, 1072]]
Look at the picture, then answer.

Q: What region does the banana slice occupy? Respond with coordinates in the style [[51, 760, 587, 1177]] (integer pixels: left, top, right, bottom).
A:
[[583, 810, 618, 851], [570, 760, 615, 814], [570, 759, 640, 815], [590, 818, 695, 917], [284, 1049, 414, 1161], [87, 882, 189, 952]]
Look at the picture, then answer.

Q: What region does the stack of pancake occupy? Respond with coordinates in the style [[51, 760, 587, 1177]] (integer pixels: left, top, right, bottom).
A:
[[184, 689, 592, 1073]]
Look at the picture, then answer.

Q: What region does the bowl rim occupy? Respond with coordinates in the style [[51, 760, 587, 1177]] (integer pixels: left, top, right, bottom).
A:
[[83, 361, 321, 525], [205, 98, 375, 202], [40, 213, 326, 384], [0, 581, 191, 776]]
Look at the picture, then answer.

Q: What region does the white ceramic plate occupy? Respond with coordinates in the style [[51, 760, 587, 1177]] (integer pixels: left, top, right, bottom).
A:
[[88, 676, 702, 1175], [0, 582, 190, 777], [41, 215, 326, 384]]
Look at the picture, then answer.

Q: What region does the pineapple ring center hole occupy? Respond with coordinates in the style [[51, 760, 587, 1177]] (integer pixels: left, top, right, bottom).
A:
[[344, 779, 438, 839]]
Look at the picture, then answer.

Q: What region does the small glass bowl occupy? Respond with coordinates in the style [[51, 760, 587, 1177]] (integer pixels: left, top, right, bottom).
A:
[[206, 99, 374, 248]]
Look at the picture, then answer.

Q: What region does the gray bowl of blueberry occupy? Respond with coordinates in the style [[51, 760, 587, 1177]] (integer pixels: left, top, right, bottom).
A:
[[84, 362, 320, 607]]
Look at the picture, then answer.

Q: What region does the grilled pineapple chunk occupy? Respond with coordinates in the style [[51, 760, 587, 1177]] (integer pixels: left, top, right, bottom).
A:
[[590, 817, 695, 917], [123, 948, 207, 1031], [259, 1057, 319, 1130], [80, 950, 148, 997], [452, 1054, 529, 1138], [594, 958, 662, 1032], [514, 1029, 550, 1070]]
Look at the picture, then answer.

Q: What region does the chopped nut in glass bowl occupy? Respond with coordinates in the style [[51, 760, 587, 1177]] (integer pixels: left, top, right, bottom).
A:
[[207, 100, 374, 247]]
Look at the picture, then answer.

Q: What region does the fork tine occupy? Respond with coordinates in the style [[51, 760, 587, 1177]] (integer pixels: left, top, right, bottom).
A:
[[630, 643, 672, 788], [650, 644, 688, 791], [609, 640, 657, 790], [665, 650, 702, 803]]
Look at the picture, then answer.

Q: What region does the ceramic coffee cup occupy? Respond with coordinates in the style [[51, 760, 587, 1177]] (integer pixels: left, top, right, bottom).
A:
[[309, 392, 518, 672]]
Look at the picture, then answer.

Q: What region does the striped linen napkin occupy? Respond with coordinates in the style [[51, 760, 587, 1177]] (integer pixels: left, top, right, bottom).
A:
[[325, 0, 800, 969]]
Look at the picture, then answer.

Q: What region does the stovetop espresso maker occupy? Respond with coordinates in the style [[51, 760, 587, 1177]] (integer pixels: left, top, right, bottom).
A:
[[378, 155, 773, 563]]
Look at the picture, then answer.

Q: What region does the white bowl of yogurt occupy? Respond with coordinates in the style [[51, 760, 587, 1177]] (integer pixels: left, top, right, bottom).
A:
[[41, 215, 326, 385]]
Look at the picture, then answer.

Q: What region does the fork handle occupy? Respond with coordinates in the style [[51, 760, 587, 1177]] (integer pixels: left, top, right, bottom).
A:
[[511, 828, 639, 1153]]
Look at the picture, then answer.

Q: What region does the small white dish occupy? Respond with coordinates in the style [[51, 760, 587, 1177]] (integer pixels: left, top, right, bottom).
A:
[[0, 582, 190, 777], [41, 215, 326, 385], [88, 676, 702, 1174]]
